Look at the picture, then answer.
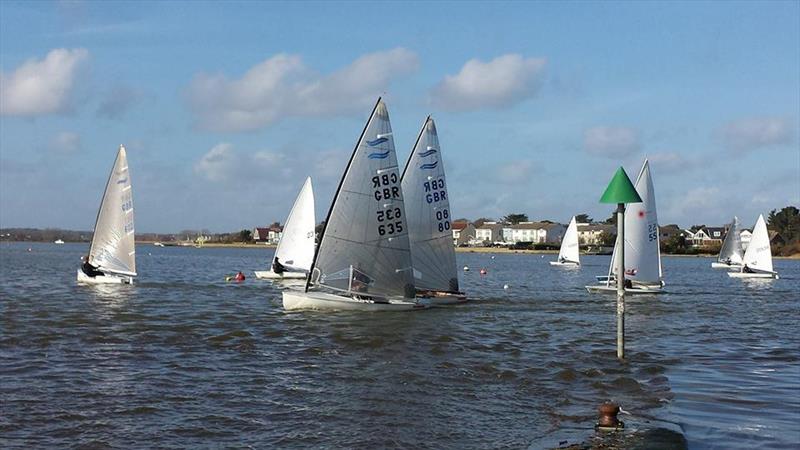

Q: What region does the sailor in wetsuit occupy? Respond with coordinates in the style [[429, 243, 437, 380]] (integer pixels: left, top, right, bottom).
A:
[[272, 257, 285, 274], [81, 256, 104, 277]]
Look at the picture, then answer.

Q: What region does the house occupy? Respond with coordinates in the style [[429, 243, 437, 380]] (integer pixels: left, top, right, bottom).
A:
[[475, 221, 504, 244], [253, 224, 283, 244], [740, 229, 752, 250], [577, 223, 615, 245], [505, 222, 566, 244], [658, 224, 684, 242], [705, 227, 726, 242], [768, 230, 785, 246], [452, 221, 476, 246]]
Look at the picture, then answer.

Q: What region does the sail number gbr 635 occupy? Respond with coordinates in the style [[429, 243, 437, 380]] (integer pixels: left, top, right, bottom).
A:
[[373, 173, 403, 236]]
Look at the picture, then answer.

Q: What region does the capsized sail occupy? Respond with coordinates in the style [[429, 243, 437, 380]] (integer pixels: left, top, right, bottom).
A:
[[89, 145, 136, 276], [273, 177, 315, 272], [610, 159, 661, 284], [717, 216, 743, 265], [558, 216, 580, 264], [400, 117, 459, 292], [741, 214, 773, 273], [308, 98, 415, 298]]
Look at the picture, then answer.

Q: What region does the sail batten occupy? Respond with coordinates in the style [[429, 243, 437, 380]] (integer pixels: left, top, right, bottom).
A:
[[400, 117, 459, 292], [309, 99, 415, 298], [88, 146, 136, 276]]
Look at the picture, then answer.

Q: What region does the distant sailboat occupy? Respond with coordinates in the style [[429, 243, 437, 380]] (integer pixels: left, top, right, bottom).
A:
[[282, 98, 426, 311], [77, 145, 136, 284], [54, 239, 65, 245], [728, 214, 779, 279], [587, 159, 663, 294], [254, 177, 315, 281], [550, 216, 580, 266], [400, 116, 466, 304], [711, 216, 743, 269]]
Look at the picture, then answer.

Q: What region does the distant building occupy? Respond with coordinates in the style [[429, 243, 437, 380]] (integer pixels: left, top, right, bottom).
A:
[[253, 224, 283, 244], [475, 221, 504, 244], [658, 224, 684, 242], [740, 229, 752, 250], [577, 223, 615, 245], [505, 221, 566, 244], [452, 221, 476, 246]]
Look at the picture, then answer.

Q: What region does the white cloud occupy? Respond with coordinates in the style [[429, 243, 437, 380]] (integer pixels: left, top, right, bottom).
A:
[[186, 48, 419, 132], [584, 126, 640, 158], [50, 131, 81, 154], [194, 143, 289, 183], [493, 160, 536, 184], [722, 117, 794, 152], [647, 151, 699, 173], [194, 143, 235, 182], [430, 54, 546, 111], [0, 48, 89, 116]]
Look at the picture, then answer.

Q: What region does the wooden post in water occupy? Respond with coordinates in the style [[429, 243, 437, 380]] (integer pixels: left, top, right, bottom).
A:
[[599, 167, 641, 361], [616, 202, 625, 360]]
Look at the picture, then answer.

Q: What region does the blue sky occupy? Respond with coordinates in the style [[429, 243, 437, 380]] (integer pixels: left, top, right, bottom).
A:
[[1, 0, 798, 232]]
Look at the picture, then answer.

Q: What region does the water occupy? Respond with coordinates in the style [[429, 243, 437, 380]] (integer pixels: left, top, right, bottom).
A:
[[1, 242, 798, 449]]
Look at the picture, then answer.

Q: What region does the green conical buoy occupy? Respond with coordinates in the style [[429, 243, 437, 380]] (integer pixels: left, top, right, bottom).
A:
[[599, 167, 642, 204]]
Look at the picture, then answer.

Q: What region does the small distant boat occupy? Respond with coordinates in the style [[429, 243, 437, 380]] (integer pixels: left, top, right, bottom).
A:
[[77, 145, 136, 284], [281, 99, 426, 311], [254, 177, 315, 281], [728, 214, 779, 279], [587, 160, 664, 294], [400, 116, 466, 305], [550, 216, 580, 267], [711, 216, 743, 269], [153, 242, 165, 247], [54, 239, 65, 245]]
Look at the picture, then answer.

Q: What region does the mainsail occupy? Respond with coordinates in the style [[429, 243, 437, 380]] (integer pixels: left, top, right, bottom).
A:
[[742, 214, 773, 273], [717, 216, 743, 265], [88, 145, 136, 276], [610, 159, 661, 284], [308, 98, 415, 298], [273, 177, 315, 272], [400, 117, 459, 292], [558, 216, 580, 264]]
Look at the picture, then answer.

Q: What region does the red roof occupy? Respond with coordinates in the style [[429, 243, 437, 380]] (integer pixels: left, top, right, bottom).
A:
[[452, 221, 469, 231]]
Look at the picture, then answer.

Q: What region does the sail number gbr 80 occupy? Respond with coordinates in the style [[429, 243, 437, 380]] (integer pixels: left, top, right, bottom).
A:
[[373, 173, 403, 236], [425, 178, 450, 233]]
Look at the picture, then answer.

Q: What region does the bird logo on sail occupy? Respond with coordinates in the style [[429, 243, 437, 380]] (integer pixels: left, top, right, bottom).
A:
[[368, 150, 390, 159], [420, 162, 438, 170], [366, 137, 388, 147], [116, 178, 128, 184], [418, 149, 438, 157]]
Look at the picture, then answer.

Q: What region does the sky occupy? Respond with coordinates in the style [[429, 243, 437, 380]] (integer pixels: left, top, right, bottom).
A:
[[1, 0, 798, 233]]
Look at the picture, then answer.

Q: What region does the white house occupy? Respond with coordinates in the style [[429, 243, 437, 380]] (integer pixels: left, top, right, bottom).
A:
[[505, 222, 566, 244], [475, 222, 504, 244], [740, 229, 752, 250], [577, 223, 614, 245]]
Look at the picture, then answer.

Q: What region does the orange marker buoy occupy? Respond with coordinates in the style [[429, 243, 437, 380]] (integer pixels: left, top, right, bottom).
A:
[[480, 268, 487, 275]]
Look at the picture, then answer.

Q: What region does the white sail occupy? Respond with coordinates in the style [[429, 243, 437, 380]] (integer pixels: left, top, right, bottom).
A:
[[717, 216, 743, 265], [308, 98, 415, 299], [273, 177, 315, 272], [741, 214, 773, 273], [400, 117, 459, 292], [88, 145, 136, 276], [557, 216, 580, 264], [611, 159, 661, 284]]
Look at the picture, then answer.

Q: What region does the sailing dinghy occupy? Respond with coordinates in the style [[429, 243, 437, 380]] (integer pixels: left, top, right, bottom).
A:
[[77, 145, 136, 284], [400, 117, 466, 305], [254, 177, 315, 281], [550, 216, 580, 267], [728, 214, 779, 279], [282, 99, 427, 311], [711, 216, 744, 269], [587, 160, 664, 294]]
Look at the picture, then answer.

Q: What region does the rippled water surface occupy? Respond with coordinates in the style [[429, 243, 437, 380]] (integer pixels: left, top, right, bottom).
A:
[[1, 242, 798, 449]]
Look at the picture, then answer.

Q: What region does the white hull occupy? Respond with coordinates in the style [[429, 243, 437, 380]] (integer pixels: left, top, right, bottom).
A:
[[254, 270, 307, 280], [550, 261, 579, 267], [711, 262, 742, 269], [282, 290, 427, 311], [585, 284, 664, 294], [728, 272, 779, 279], [76, 269, 133, 284]]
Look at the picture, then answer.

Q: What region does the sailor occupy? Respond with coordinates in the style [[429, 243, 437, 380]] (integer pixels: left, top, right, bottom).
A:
[[234, 271, 246, 281], [272, 257, 285, 274], [743, 265, 753, 273], [81, 255, 104, 277]]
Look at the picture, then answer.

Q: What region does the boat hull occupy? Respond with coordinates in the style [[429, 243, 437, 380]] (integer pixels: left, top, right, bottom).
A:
[[550, 261, 579, 267], [254, 270, 307, 280], [76, 269, 133, 284], [419, 292, 468, 305], [728, 272, 779, 279], [711, 262, 742, 269], [585, 284, 664, 294], [282, 290, 428, 311]]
